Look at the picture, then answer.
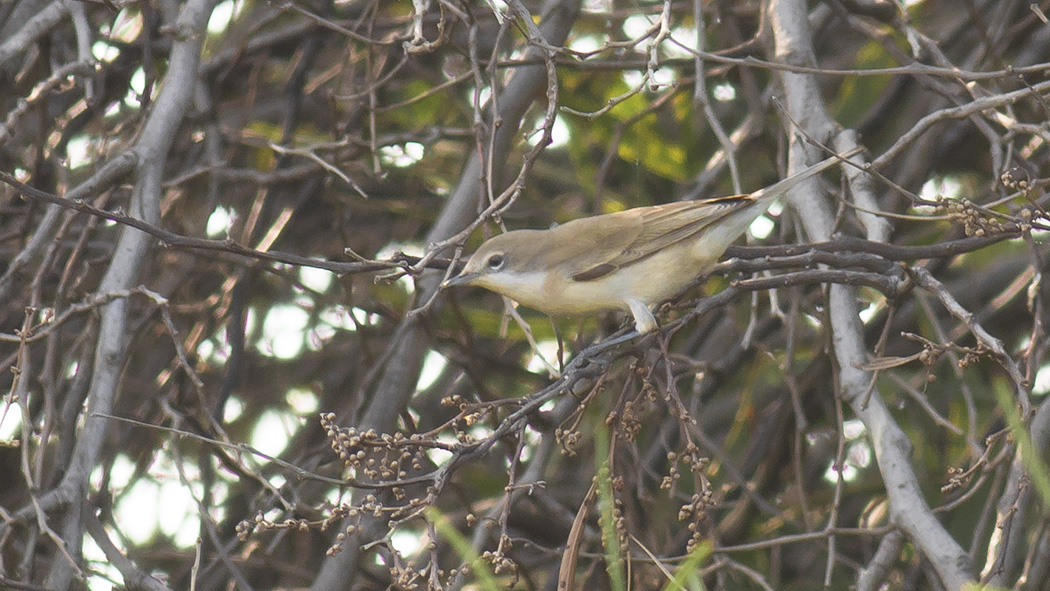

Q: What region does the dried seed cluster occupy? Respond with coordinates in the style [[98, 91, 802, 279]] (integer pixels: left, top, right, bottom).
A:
[[555, 427, 581, 455], [665, 444, 714, 553], [239, 414, 447, 562], [1001, 168, 1031, 194], [941, 466, 967, 494], [596, 493, 630, 551], [481, 535, 519, 577], [235, 504, 353, 544], [937, 197, 1018, 237], [932, 181, 1048, 237], [321, 412, 429, 481]]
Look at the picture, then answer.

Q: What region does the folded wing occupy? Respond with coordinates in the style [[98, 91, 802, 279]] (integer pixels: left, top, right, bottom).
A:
[[570, 195, 757, 282]]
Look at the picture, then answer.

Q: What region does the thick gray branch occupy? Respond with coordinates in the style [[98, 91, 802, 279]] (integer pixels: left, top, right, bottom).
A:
[[768, 0, 972, 589], [35, 1, 220, 588]]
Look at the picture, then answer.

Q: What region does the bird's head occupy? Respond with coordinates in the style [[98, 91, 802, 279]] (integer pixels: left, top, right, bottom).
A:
[[442, 231, 548, 301]]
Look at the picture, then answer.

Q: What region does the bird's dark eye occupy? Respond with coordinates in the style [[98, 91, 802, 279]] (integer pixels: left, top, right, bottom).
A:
[[486, 253, 505, 270]]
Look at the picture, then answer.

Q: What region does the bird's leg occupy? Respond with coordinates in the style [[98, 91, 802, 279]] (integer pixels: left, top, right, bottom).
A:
[[567, 301, 654, 365], [625, 298, 659, 334], [550, 315, 566, 375], [502, 297, 560, 378]]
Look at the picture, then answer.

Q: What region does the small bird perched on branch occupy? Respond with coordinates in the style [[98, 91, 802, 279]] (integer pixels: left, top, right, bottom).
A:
[[443, 149, 859, 334]]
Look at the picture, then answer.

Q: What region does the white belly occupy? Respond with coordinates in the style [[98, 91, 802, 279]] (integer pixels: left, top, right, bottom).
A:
[[529, 242, 712, 315]]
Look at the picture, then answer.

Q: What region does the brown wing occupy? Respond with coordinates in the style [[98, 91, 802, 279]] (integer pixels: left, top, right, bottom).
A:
[[570, 195, 757, 282], [567, 151, 858, 282]]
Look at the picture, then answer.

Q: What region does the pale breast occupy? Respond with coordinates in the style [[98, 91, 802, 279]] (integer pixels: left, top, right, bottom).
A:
[[545, 240, 714, 314], [478, 239, 720, 317]]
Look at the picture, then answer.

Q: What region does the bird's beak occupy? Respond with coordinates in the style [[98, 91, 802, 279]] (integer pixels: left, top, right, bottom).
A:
[[442, 272, 478, 288]]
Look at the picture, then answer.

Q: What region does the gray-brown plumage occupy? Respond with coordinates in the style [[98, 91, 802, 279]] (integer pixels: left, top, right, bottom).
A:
[[445, 151, 856, 333]]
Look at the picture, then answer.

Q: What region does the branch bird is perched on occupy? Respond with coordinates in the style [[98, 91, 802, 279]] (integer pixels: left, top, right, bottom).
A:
[[443, 150, 858, 334]]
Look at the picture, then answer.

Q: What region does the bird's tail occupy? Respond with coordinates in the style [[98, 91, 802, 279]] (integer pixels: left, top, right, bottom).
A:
[[749, 146, 863, 203]]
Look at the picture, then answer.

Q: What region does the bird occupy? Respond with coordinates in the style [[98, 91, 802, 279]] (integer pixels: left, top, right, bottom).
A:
[[443, 150, 857, 334]]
